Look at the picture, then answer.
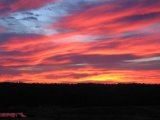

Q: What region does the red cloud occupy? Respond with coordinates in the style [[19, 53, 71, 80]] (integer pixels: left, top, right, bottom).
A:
[[55, 1, 160, 33], [84, 33, 160, 56], [0, 0, 160, 84]]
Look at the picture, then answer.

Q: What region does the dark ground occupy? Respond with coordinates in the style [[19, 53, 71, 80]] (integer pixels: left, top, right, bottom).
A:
[[0, 83, 160, 119], [1, 106, 160, 120]]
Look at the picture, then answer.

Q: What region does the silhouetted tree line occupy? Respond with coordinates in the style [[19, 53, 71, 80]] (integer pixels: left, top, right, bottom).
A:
[[0, 82, 160, 107]]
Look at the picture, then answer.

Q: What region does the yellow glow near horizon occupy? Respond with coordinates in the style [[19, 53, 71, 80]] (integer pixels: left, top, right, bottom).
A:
[[83, 74, 124, 82]]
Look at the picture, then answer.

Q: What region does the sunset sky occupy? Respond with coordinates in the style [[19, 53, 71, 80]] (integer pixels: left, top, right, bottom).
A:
[[0, 0, 160, 84]]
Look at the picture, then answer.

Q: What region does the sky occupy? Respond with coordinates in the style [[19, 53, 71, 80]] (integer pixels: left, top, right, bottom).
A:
[[0, 0, 160, 84]]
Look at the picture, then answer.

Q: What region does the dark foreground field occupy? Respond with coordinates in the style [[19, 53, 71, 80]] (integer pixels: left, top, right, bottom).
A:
[[1, 106, 160, 120], [0, 83, 160, 119]]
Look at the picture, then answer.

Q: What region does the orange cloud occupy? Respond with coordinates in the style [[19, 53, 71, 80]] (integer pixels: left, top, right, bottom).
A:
[[1, 66, 159, 84]]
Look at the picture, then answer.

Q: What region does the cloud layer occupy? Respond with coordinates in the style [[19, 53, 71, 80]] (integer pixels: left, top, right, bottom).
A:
[[0, 0, 160, 83]]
